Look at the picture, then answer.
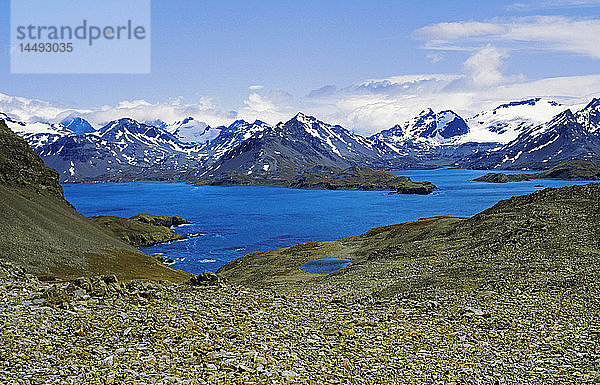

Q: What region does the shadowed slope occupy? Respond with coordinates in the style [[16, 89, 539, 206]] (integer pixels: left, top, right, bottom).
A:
[[0, 120, 190, 281]]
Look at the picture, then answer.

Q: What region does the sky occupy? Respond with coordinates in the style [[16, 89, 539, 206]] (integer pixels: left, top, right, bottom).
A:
[[1, 0, 600, 134]]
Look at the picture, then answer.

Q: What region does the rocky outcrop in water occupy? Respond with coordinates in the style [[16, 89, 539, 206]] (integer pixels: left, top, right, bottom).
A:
[[286, 165, 439, 193], [129, 214, 189, 228], [88, 215, 190, 247]]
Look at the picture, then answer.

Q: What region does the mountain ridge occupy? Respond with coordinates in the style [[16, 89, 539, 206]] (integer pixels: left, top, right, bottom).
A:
[[3, 97, 600, 183]]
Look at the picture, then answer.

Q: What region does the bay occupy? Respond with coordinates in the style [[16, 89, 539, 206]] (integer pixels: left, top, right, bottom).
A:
[[62, 169, 594, 274]]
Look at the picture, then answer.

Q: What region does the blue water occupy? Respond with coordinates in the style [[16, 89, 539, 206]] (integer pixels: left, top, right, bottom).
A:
[[300, 258, 352, 274], [62, 169, 595, 274]]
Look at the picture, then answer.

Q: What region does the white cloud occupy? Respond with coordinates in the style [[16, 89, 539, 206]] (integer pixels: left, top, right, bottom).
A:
[[238, 91, 296, 124], [426, 52, 444, 63], [303, 74, 600, 135], [462, 45, 508, 88], [414, 16, 600, 58], [248, 85, 264, 90], [0, 93, 234, 128], [84, 97, 231, 128], [414, 22, 507, 41], [0, 93, 90, 123], [508, 0, 600, 10], [3, 69, 600, 137]]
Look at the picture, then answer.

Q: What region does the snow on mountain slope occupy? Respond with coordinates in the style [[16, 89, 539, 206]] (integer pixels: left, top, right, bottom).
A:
[[204, 119, 270, 160], [465, 98, 568, 144], [465, 101, 600, 169], [98, 118, 200, 153], [291, 112, 379, 159], [197, 113, 389, 181], [370, 108, 469, 146], [0, 113, 73, 151], [30, 118, 207, 182], [164, 117, 221, 144], [576, 98, 600, 134]]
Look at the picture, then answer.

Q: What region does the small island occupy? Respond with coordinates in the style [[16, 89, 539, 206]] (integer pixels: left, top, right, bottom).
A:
[[474, 160, 600, 183], [286, 165, 439, 194], [88, 214, 190, 247], [196, 165, 439, 194]]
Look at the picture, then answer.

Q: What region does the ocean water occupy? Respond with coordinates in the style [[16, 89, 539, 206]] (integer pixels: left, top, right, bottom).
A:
[[299, 258, 352, 275], [63, 169, 595, 274]]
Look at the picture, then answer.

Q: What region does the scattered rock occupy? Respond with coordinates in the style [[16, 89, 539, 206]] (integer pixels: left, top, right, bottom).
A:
[[461, 306, 490, 318], [102, 275, 118, 284], [189, 271, 222, 286]]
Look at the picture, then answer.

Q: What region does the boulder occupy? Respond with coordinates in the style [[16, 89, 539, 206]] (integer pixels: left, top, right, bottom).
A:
[[189, 271, 222, 286]]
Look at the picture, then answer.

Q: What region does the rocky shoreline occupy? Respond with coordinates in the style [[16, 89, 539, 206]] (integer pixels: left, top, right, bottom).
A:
[[1, 184, 598, 383]]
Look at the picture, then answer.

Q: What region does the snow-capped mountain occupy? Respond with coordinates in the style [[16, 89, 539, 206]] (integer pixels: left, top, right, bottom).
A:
[[465, 99, 600, 169], [465, 98, 568, 144], [367, 108, 497, 168], [371, 108, 469, 145], [1, 113, 73, 151], [203, 119, 271, 160], [196, 113, 388, 182], [164, 117, 219, 144], [576, 98, 600, 133], [3, 96, 600, 183], [60, 117, 96, 134], [36, 118, 207, 182]]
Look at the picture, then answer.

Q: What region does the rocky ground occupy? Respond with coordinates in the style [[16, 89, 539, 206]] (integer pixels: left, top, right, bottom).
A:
[[1, 255, 599, 384]]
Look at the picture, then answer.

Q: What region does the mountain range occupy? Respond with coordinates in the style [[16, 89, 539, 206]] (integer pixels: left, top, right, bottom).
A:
[[2, 97, 600, 183]]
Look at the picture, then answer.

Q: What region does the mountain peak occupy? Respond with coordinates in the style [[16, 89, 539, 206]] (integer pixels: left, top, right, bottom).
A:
[[583, 98, 600, 110], [418, 108, 435, 116], [553, 108, 575, 121], [292, 112, 312, 122], [117, 117, 139, 124], [497, 98, 542, 109], [228, 119, 249, 129], [181, 116, 195, 124], [252, 119, 269, 127], [60, 116, 96, 134]]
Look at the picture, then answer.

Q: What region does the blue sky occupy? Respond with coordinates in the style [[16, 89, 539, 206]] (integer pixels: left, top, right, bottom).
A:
[[2, 0, 600, 133]]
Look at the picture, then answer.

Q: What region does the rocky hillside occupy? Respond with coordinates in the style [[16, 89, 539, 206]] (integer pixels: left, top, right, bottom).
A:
[[0, 119, 64, 199], [219, 182, 600, 290], [0, 119, 189, 281]]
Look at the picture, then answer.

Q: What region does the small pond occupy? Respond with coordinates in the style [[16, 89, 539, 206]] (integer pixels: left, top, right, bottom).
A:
[[299, 258, 351, 274]]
